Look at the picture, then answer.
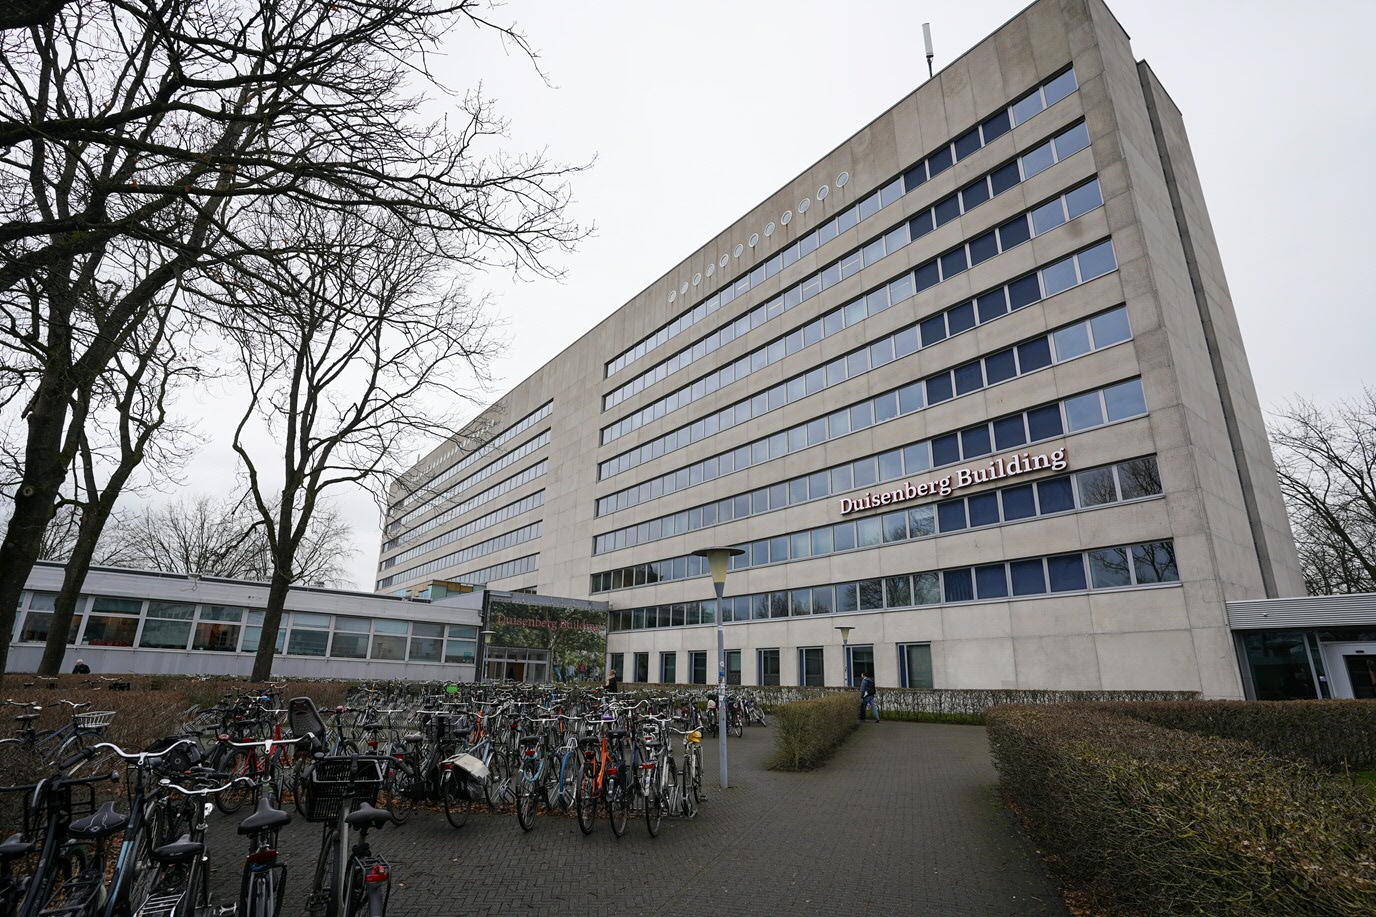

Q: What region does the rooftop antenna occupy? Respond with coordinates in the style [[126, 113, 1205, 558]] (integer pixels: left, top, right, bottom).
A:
[[923, 22, 935, 79]]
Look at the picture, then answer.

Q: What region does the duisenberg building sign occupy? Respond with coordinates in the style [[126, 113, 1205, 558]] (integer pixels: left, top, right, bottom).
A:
[[838, 447, 1068, 516]]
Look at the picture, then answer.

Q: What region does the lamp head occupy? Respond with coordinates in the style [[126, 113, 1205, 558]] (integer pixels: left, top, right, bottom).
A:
[[692, 546, 746, 587], [835, 624, 854, 643], [479, 629, 496, 639]]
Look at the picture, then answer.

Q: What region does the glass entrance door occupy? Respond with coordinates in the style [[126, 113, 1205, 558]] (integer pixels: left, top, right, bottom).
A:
[[1344, 655, 1376, 699]]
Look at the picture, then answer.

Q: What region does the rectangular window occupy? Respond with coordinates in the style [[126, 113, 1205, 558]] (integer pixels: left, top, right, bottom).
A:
[[660, 652, 677, 684], [798, 647, 825, 687], [635, 652, 650, 683], [193, 621, 241, 653], [1089, 547, 1132, 588], [758, 649, 780, 686], [900, 643, 934, 689], [726, 649, 742, 685], [610, 652, 625, 679], [332, 632, 370, 659], [847, 645, 875, 689], [689, 651, 707, 685], [1132, 541, 1180, 584]]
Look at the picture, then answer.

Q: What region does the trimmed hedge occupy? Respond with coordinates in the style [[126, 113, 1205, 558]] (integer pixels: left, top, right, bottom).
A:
[[987, 705, 1376, 917], [768, 693, 858, 771], [1097, 699, 1376, 772]]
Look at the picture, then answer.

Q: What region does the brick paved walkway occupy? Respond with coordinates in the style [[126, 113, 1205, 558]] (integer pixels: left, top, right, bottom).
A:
[[206, 722, 1067, 916]]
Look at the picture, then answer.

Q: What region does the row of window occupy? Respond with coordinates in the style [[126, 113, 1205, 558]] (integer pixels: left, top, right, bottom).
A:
[[389, 402, 552, 516], [13, 593, 479, 664], [601, 174, 1104, 447], [614, 644, 931, 689], [591, 456, 1161, 594], [594, 376, 1146, 554], [604, 66, 1080, 378], [380, 552, 539, 592], [381, 491, 545, 571], [606, 539, 1180, 633], [604, 118, 1091, 413], [390, 430, 549, 532], [602, 227, 1117, 479], [388, 460, 547, 551], [381, 521, 542, 587]]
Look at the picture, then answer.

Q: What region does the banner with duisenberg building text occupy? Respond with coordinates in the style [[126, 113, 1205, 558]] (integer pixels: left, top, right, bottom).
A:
[[486, 596, 607, 682]]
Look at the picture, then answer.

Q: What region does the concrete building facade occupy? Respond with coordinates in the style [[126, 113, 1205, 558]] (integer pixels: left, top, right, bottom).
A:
[[378, 0, 1303, 698]]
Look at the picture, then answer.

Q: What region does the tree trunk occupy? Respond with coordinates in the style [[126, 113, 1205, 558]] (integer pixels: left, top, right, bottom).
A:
[[251, 565, 293, 682], [0, 380, 74, 680]]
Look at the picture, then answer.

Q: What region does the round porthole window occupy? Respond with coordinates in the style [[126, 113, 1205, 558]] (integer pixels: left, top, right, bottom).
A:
[[836, 171, 850, 188], [764, 222, 775, 237], [733, 244, 744, 258], [692, 273, 701, 286], [817, 185, 829, 200], [668, 290, 676, 303], [679, 282, 689, 295], [748, 233, 759, 248], [720, 254, 730, 268], [781, 210, 792, 225], [799, 198, 810, 213], [706, 263, 715, 277]]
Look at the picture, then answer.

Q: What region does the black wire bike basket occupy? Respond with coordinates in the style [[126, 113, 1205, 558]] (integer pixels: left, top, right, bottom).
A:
[[298, 756, 385, 822]]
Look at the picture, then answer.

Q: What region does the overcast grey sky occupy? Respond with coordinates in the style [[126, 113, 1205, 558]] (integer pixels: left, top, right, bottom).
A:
[[188, 0, 1376, 587]]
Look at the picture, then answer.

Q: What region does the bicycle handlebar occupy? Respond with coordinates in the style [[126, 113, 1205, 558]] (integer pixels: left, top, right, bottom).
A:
[[88, 738, 197, 764], [158, 775, 253, 796]]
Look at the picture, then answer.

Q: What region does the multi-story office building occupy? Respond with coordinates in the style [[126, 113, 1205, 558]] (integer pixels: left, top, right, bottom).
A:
[[378, 0, 1304, 699]]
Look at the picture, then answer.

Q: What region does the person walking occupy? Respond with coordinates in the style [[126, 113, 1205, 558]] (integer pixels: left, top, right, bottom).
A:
[[605, 669, 620, 694], [858, 672, 879, 723]]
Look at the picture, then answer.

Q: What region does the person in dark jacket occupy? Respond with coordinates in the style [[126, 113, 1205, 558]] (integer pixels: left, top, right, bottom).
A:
[[605, 670, 620, 693], [858, 672, 879, 723], [72, 659, 91, 675]]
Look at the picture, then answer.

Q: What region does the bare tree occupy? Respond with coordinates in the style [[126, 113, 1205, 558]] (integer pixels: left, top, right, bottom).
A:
[[0, 0, 584, 675], [1270, 388, 1376, 595], [103, 492, 358, 587]]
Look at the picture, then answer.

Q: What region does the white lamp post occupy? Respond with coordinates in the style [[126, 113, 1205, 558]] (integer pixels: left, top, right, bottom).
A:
[[692, 546, 744, 790], [836, 625, 854, 689], [478, 629, 496, 683]]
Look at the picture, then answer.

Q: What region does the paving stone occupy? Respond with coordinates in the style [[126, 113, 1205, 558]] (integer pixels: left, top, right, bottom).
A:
[[204, 722, 1067, 916]]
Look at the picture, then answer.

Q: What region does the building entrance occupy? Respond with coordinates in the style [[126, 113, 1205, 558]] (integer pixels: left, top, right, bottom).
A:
[[1319, 641, 1376, 699]]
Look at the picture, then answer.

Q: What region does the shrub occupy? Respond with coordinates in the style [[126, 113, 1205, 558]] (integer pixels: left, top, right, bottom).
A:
[[1097, 699, 1376, 772], [768, 693, 858, 771], [987, 705, 1376, 917]]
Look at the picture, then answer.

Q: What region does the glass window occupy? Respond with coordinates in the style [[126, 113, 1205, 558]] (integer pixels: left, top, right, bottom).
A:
[[915, 260, 941, 292], [1026, 404, 1063, 441], [836, 583, 859, 613], [961, 180, 990, 211], [811, 526, 834, 557], [985, 348, 1017, 385], [953, 128, 982, 161], [1041, 257, 1078, 296], [1077, 240, 1118, 280], [798, 647, 825, 687], [943, 568, 974, 603], [193, 621, 240, 652], [139, 618, 191, 650], [1055, 121, 1090, 159], [812, 587, 834, 616], [1090, 307, 1131, 348], [1104, 379, 1147, 421], [1011, 89, 1044, 126], [83, 615, 138, 647], [331, 632, 370, 659], [1118, 457, 1163, 500], [856, 517, 883, 548], [969, 230, 999, 266], [961, 424, 992, 459], [1089, 547, 1133, 588], [982, 110, 1011, 142], [934, 194, 961, 226], [926, 373, 953, 405], [885, 575, 912, 607], [1010, 559, 1048, 596], [203, 605, 244, 622], [91, 596, 142, 614], [954, 361, 984, 396], [1038, 477, 1075, 514], [975, 565, 1009, 599], [883, 511, 908, 543], [288, 629, 329, 657], [937, 500, 967, 533], [831, 464, 854, 494], [758, 649, 780, 686], [1047, 554, 1088, 592], [994, 415, 1027, 450], [1007, 273, 1041, 310], [913, 572, 941, 605], [904, 442, 931, 475], [1064, 391, 1106, 432], [1043, 69, 1078, 105], [968, 492, 1000, 527], [371, 634, 407, 660], [1021, 142, 1055, 178], [1052, 322, 1092, 361], [1001, 483, 1037, 521], [1133, 542, 1180, 584], [1013, 338, 1052, 376], [932, 433, 960, 468], [898, 382, 925, 415], [901, 643, 935, 689], [1077, 467, 1118, 506], [1030, 199, 1066, 235], [940, 248, 968, 278], [859, 579, 885, 611], [908, 505, 936, 537], [927, 146, 953, 176], [879, 449, 904, 482], [1064, 180, 1103, 219], [791, 590, 812, 616], [920, 314, 948, 347]]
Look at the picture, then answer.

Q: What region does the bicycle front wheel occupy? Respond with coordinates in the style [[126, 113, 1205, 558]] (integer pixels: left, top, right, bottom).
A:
[[644, 766, 663, 837], [379, 760, 416, 826], [441, 770, 469, 829], [575, 763, 596, 835], [607, 775, 630, 838], [515, 768, 538, 832], [242, 862, 283, 917], [215, 749, 255, 814]]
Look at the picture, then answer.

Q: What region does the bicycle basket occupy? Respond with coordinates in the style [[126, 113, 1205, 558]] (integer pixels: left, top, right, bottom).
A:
[[299, 757, 385, 822], [75, 711, 115, 730]]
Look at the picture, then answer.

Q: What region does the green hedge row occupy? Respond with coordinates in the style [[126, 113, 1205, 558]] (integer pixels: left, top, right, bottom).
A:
[[768, 693, 858, 771], [1097, 699, 1376, 772], [987, 705, 1376, 917]]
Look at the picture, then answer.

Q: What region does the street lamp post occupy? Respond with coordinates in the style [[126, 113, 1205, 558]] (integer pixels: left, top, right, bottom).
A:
[[478, 629, 496, 684], [693, 546, 744, 790], [836, 625, 854, 688]]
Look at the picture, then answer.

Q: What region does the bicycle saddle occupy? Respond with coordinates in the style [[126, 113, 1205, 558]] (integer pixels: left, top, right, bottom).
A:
[[237, 796, 291, 835], [0, 833, 35, 860], [68, 801, 128, 838], [344, 803, 391, 829], [402, 732, 425, 743], [362, 721, 382, 731], [608, 729, 628, 739], [518, 735, 541, 746], [152, 833, 205, 863]]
